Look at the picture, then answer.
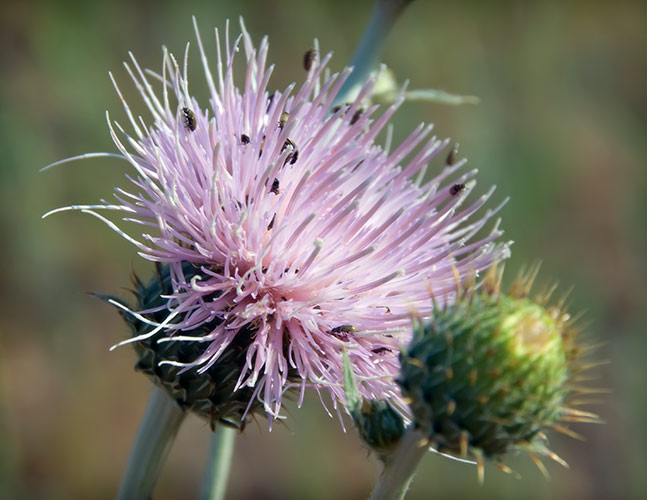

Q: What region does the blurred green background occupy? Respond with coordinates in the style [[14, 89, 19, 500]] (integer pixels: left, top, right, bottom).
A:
[[0, 0, 645, 499]]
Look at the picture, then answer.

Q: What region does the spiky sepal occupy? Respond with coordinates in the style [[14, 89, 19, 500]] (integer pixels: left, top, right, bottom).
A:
[[107, 263, 273, 431], [398, 267, 596, 474]]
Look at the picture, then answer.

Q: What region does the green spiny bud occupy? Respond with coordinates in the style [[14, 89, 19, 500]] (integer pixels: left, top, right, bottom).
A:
[[354, 399, 406, 457], [398, 266, 600, 478], [343, 349, 405, 459]]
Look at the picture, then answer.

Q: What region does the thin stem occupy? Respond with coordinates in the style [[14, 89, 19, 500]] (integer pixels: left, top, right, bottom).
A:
[[333, 0, 413, 107], [200, 426, 236, 500], [117, 386, 185, 500], [369, 427, 429, 500]]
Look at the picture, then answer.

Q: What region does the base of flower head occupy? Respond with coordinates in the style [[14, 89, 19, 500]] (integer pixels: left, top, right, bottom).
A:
[[353, 399, 406, 458], [104, 263, 299, 431], [343, 349, 405, 458], [398, 264, 602, 478]]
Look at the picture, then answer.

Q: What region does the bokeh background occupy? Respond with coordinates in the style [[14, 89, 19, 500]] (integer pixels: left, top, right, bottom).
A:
[[1, 0, 645, 499]]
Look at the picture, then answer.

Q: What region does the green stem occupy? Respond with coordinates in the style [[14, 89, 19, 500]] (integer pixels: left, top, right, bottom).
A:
[[117, 386, 185, 500], [200, 426, 236, 500], [369, 427, 429, 500], [333, 0, 413, 107]]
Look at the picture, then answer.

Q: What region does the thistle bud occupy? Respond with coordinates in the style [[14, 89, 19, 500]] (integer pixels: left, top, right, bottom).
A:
[[353, 400, 406, 457], [343, 350, 405, 459], [107, 263, 277, 431], [398, 267, 600, 477]]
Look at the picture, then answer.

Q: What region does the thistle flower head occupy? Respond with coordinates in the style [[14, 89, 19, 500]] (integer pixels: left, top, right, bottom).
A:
[[46, 18, 510, 422], [398, 265, 601, 479]]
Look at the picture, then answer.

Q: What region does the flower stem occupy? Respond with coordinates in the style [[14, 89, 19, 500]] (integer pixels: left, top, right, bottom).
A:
[[333, 0, 414, 107], [200, 426, 236, 500], [369, 427, 429, 500], [117, 386, 185, 500]]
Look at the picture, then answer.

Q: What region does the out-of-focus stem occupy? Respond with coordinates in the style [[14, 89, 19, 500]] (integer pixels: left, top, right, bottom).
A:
[[333, 0, 413, 107], [200, 426, 236, 500], [117, 386, 185, 500], [369, 427, 428, 500]]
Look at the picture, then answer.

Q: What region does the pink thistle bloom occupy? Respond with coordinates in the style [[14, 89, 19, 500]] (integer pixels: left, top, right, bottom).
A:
[[46, 18, 510, 421]]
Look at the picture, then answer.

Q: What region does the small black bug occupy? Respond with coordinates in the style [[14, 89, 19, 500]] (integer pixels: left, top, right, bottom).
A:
[[267, 213, 276, 231], [330, 324, 357, 334], [449, 183, 466, 196], [267, 91, 276, 112], [446, 143, 459, 166], [270, 178, 280, 195], [350, 108, 363, 125], [241, 134, 251, 145], [303, 48, 316, 71], [182, 107, 197, 132], [282, 138, 299, 165], [328, 324, 357, 342]]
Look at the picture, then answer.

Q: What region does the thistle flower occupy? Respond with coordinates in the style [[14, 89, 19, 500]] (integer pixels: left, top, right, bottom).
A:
[[398, 265, 601, 480], [45, 17, 510, 422]]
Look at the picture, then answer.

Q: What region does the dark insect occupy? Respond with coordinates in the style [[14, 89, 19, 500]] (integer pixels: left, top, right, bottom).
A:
[[279, 111, 289, 129], [240, 134, 251, 145], [372, 347, 391, 355], [446, 143, 459, 166], [332, 104, 351, 116], [303, 48, 316, 71], [328, 324, 357, 342], [182, 107, 197, 132], [330, 324, 357, 334], [350, 108, 363, 125], [449, 183, 466, 196], [270, 178, 280, 195], [282, 138, 299, 165], [267, 213, 276, 230], [267, 92, 276, 112]]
